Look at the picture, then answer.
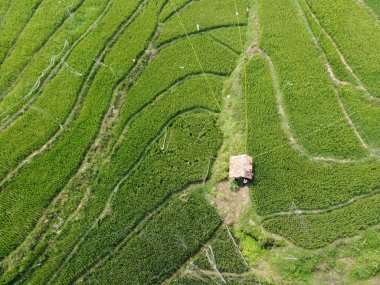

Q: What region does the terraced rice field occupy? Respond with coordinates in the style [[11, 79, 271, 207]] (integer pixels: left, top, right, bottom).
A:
[[0, 0, 379, 284]]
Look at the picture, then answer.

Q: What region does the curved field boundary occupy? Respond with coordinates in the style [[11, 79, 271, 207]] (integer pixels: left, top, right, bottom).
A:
[[157, 23, 247, 49], [48, 108, 218, 284], [294, 0, 375, 157], [261, 187, 380, 221], [77, 183, 220, 284], [256, 50, 375, 164], [301, 0, 380, 104], [0, 0, 146, 261], [0, 0, 111, 127], [359, 0, 380, 23], [0, 0, 84, 98], [0, 0, 42, 64], [160, 0, 192, 22], [0, 0, 141, 189]]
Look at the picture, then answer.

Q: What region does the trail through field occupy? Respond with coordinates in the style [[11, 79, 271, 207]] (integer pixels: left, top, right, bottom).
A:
[[261, 187, 380, 221]]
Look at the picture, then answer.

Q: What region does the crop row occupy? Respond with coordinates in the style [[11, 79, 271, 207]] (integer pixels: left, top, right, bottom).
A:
[[0, 0, 42, 63], [0, 0, 149, 260], [338, 85, 380, 151], [26, 74, 224, 284], [52, 112, 223, 284], [156, 0, 248, 47], [258, 0, 367, 159], [0, 0, 83, 97], [263, 192, 380, 248], [0, 0, 110, 124], [23, 27, 241, 283], [84, 189, 222, 285], [159, 0, 191, 22], [0, 0, 245, 278], [194, 228, 249, 273], [0, 0, 110, 137], [364, 0, 380, 17], [299, 0, 355, 83], [0, 0, 141, 183], [245, 55, 380, 217], [305, 0, 380, 98], [114, 33, 238, 140]]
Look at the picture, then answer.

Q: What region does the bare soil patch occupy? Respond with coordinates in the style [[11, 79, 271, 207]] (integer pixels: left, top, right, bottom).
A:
[[213, 181, 250, 225]]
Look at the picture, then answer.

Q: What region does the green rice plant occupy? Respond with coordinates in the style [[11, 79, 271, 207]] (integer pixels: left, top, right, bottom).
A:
[[0, 0, 83, 96], [208, 26, 247, 54], [263, 193, 380, 249], [156, 0, 248, 47], [23, 73, 223, 283], [0, 0, 42, 63], [114, 34, 238, 139], [52, 113, 223, 284], [364, 0, 380, 17], [305, 0, 380, 98], [0, 0, 110, 120], [0, 0, 141, 183], [258, 0, 367, 159], [299, 0, 355, 83], [245, 55, 380, 218], [84, 189, 221, 285], [159, 0, 191, 22], [194, 229, 249, 273], [0, 0, 154, 260], [339, 85, 380, 151]]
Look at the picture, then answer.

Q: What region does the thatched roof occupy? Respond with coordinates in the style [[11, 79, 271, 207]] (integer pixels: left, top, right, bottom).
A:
[[229, 154, 253, 180]]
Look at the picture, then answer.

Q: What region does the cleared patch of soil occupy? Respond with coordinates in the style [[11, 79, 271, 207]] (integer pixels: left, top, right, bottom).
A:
[[213, 181, 250, 225]]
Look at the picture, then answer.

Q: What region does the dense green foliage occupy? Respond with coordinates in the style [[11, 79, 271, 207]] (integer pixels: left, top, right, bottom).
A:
[[246, 55, 380, 247], [263, 193, 380, 248], [194, 228, 249, 273], [305, 0, 380, 98], [258, 0, 367, 159], [0, 0, 379, 283], [83, 189, 221, 284]]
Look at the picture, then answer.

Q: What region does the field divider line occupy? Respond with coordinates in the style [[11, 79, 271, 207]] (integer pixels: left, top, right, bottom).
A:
[[357, 0, 380, 24], [0, 0, 44, 65], [0, 0, 85, 99], [168, 0, 222, 111], [0, 0, 114, 130], [0, 0, 140, 190], [156, 23, 248, 50], [111, 72, 226, 156], [161, 224, 225, 285], [0, 0, 146, 271], [207, 35, 241, 55], [254, 49, 378, 164], [75, 181, 209, 283], [160, 0, 192, 23], [260, 186, 380, 221], [47, 108, 218, 284], [0, 0, 13, 31], [295, 0, 374, 156], [301, 0, 380, 104]]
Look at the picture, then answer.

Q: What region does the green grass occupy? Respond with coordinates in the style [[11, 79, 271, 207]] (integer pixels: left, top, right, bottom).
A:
[[364, 0, 380, 17]]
